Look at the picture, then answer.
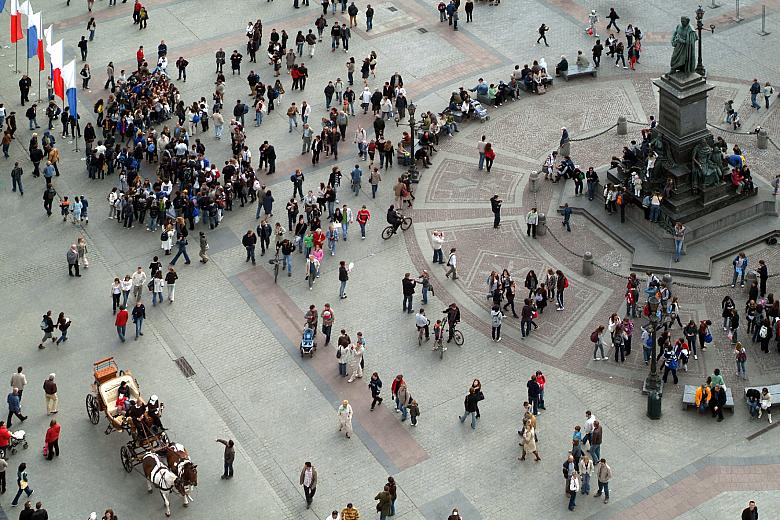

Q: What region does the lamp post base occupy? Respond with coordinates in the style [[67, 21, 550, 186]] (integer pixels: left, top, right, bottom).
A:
[[642, 375, 664, 396]]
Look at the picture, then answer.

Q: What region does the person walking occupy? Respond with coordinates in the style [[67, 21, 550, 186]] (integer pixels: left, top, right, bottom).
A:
[[38, 311, 56, 349], [170, 234, 191, 265], [491, 305, 504, 341], [10, 163, 24, 196], [369, 372, 383, 410], [217, 438, 235, 479], [338, 261, 349, 299], [491, 195, 502, 228], [526, 208, 539, 238], [477, 135, 487, 170], [6, 388, 27, 427], [165, 267, 178, 303], [242, 229, 257, 265], [67, 245, 81, 277], [115, 304, 128, 342], [536, 23, 550, 46], [750, 79, 761, 110], [519, 416, 541, 462], [402, 273, 417, 313], [299, 461, 317, 509], [0, 454, 6, 494], [337, 399, 353, 438], [199, 232, 209, 263], [44, 420, 60, 460], [589, 420, 603, 462], [341, 504, 359, 520], [594, 458, 612, 503], [445, 248, 458, 280], [742, 500, 759, 520], [131, 266, 146, 302], [43, 374, 58, 415], [375, 485, 393, 520], [459, 386, 480, 430], [567, 470, 581, 511], [10, 463, 33, 506], [132, 302, 145, 340], [672, 222, 686, 262], [10, 368, 27, 402]]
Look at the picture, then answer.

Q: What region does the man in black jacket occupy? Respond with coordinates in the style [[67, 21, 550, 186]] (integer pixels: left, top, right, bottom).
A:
[[490, 195, 502, 228], [710, 384, 727, 422], [527, 375, 540, 415], [242, 229, 257, 265], [401, 273, 416, 314], [19, 75, 32, 106]]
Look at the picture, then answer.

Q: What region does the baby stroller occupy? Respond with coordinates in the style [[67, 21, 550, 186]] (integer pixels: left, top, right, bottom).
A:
[[470, 101, 490, 123], [7, 429, 29, 456], [300, 325, 316, 357]]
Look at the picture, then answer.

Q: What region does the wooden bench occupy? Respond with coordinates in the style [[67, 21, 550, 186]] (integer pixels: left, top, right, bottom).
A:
[[682, 384, 734, 413], [560, 65, 598, 81], [745, 385, 780, 410]]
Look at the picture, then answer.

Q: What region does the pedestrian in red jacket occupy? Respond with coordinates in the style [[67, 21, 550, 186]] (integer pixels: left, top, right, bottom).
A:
[[115, 305, 129, 342], [45, 420, 60, 460]]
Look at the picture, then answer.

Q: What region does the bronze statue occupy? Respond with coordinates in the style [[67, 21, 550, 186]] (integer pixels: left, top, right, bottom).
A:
[[691, 136, 724, 188], [649, 128, 670, 178], [670, 16, 697, 74]]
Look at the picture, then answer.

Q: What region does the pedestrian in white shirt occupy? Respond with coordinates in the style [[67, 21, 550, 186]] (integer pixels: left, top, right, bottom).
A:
[[431, 231, 445, 264], [337, 400, 353, 438], [583, 410, 596, 446], [131, 266, 147, 302]]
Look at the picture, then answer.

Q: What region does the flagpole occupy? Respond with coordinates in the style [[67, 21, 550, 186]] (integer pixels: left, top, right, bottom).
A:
[[15, 41, 18, 73], [36, 11, 41, 101]]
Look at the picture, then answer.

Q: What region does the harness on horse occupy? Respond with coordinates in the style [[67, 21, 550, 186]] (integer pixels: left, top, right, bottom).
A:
[[148, 455, 176, 492]]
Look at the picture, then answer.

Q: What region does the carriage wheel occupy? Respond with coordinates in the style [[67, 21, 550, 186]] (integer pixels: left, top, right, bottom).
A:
[[86, 394, 100, 425], [120, 445, 134, 473]]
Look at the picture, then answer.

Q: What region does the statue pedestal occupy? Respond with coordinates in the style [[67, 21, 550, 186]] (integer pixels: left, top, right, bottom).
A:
[[654, 72, 714, 165]]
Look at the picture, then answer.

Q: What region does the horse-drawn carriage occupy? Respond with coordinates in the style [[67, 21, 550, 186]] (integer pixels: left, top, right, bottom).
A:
[[85, 357, 169, 472], [86, 357, 197, 516]]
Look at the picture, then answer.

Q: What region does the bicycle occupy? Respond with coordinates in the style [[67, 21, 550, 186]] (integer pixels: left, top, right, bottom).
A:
[[381, 214, 413, 240], [269, 248, 281, 283]]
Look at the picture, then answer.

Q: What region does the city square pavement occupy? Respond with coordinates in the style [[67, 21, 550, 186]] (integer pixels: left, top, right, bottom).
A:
[[1, 0, 780, 518]]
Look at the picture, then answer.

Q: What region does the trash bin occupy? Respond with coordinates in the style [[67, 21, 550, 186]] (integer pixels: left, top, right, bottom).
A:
[[647, 391, 662, 420]]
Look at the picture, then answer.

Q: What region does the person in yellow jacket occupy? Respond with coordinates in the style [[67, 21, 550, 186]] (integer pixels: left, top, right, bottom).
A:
[[695, 383, 711, 413]]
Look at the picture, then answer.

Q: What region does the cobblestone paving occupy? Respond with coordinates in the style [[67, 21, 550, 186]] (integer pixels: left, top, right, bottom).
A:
[[1, 0, 780, 519]]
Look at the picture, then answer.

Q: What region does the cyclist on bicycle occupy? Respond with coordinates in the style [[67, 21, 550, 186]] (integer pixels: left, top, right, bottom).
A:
[[415, 308, 430, 341], [444, 303, 461, 343], [387, 204, 403, 234]]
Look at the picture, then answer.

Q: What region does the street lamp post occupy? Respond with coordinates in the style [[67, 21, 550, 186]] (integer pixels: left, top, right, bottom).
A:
[[407, 102, 420, 183], [694, 5, 715, 77], [644, 295, 664, 419], [644, 295, 662, 393]]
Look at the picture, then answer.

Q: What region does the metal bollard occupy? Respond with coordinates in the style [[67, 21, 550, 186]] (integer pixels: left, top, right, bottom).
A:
[[617, 116, 627, 135], [757, 129, 768, 149], [536, 213, 547, 237], [582, 251, 594, 276], [529, 170, 540, 193]]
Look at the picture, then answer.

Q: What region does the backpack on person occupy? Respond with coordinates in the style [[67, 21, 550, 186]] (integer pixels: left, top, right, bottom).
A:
[[40, 318, 48, 330], [590, 330, 599, 343], [563, 277, 569, 289], [760, 325, 768, 339], [737, 350, 747, 362]]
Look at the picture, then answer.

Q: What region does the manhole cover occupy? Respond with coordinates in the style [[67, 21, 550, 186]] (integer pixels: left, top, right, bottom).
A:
[[418, 27, 428, 33]]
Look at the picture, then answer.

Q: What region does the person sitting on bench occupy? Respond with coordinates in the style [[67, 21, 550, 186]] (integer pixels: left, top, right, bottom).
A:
[[575, 50, 590, 69], [555, 55, 568, 76], [468, 78, 488, 97]]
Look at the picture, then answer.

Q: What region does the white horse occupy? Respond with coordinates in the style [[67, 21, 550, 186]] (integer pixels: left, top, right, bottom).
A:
[[142, 451, 190, 516]]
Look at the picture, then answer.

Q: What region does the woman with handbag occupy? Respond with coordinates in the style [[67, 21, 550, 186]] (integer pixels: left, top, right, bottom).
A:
[[10, 463, 33, 506]]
